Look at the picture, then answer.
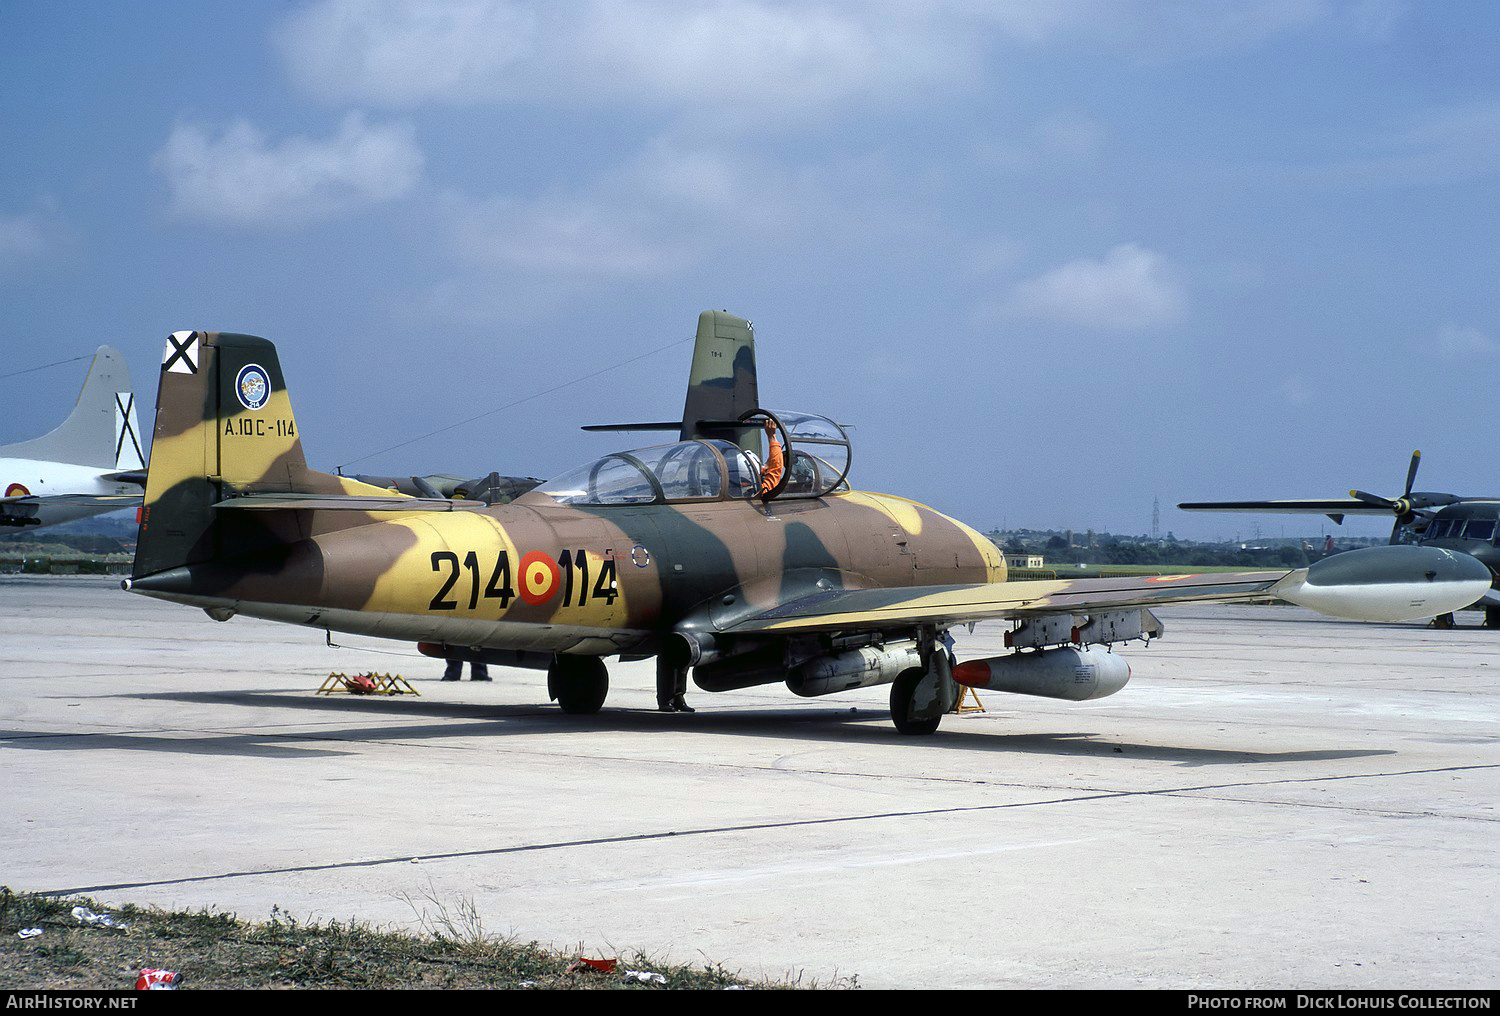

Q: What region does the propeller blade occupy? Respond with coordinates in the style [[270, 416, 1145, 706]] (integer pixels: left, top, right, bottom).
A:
[[1349, 489, 1395, 509], [410, 475, 443, 499], [1402, 450, 1421, 497]]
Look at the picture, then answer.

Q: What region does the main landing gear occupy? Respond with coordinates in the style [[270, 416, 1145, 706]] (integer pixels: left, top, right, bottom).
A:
[[889, 650, 955, 736], [1430, 607, 1500, 629], [548, 655, 609, 714]]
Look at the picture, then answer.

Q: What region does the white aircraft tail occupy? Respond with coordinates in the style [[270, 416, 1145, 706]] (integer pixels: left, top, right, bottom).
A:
[[2, 346, 144, 472]]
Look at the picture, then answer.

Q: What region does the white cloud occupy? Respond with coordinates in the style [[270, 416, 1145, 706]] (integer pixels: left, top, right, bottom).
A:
[[1284, 102, 1500, 189], [973, 0, 1346, 61], [154, 113, 424, 228], [0, 211, 51, 267], [1435, 323, 1496, 359], [959, 237, 1025, 280], [419, 136, 934, 323], [275, 0, 1383, 122], [1281, 374, 1314, 405], [975, 112, 1109, 171], [443, 193, 687, 276], [0, 201, 69, 275], [436, 138, 882, 280], [279, 0, 538, 106], [1344, 0, 1404, 41], [1003, 243, 1186, 331], [568, 2, 943, 110], [278, 1, 976, 116]]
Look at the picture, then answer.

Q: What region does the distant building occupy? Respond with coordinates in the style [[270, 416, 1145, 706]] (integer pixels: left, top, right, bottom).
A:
[[1005, 553, 1045, 570]]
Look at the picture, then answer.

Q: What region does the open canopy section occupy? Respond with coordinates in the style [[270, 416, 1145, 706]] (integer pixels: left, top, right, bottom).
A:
[[760, 410, 851, 500]]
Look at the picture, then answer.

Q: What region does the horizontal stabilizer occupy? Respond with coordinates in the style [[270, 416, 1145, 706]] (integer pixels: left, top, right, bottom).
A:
[[581, 421, 681, 432], [582, 418, 756, 433], [103, 469, 148, 486]]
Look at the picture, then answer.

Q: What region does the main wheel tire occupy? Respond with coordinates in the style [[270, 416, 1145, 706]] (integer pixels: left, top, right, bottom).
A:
[[889, 668, 942, 736], [551, 656, 609, 715], [1486, 606, 1500, 629], [1433, 612, 1457, 630]]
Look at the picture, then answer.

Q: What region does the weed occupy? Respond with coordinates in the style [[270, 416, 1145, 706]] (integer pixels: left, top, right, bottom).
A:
[[1, 888, 845, 989]]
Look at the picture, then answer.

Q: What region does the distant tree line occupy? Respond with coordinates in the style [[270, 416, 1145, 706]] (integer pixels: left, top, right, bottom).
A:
[[0, 532, 130, 555]]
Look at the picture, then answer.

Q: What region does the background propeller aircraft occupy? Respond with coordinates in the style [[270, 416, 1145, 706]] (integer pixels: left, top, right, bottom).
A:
[[1, 346, 146, 530], [124, 315, 1490, 733], [1180, 450, 1500, 627]]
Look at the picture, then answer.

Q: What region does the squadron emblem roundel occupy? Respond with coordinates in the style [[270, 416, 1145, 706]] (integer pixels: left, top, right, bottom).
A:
[[235, 364, 270, 411], [518, 551, 561, 605]]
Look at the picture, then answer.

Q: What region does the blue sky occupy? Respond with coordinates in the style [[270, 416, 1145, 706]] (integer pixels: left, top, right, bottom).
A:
[[3, 1, 1496, 542]]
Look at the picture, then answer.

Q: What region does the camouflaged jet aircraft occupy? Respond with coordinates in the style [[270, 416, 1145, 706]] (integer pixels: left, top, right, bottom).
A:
[[2, 346, 146, 529], [1181, 450, 1500, 628], [124, 314, 1491, 733]]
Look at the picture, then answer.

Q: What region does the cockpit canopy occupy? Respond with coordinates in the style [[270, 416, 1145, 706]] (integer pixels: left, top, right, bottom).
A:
[[538, 411, 852, 506], [768, 410, 852, 500]]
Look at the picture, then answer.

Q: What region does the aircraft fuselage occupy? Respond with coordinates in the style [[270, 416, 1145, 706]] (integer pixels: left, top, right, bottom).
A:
[[1413, 500, 1500, 589], [0, 458, 137, 528], [129, 488, 1005, 655]]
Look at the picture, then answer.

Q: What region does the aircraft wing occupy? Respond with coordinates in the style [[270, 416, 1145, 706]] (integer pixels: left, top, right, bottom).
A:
[[1177, 498, 1388, 515], [213, 493, 485, 512], [717, 571, 1289, 634], [1, 493, 142, 508], [718, 546, 1493, 633]]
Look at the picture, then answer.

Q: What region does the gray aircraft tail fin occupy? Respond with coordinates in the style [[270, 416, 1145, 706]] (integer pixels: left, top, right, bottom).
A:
[[680, 310, 759, 451], [2, 346, 144, 471]]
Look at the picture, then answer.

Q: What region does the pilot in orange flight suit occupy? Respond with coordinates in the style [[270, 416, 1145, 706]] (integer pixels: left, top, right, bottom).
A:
[[758, 418, 784, 498]]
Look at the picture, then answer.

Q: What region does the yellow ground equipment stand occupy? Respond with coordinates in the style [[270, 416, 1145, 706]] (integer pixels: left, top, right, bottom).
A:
[[318, 672, 420, 697], [952, 685, 985, 714]]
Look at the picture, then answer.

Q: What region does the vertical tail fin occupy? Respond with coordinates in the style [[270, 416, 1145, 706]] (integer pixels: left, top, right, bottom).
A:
[[680, 310, 759, 451], [2, 345, 141, 470], [135, 331, 343, 578]]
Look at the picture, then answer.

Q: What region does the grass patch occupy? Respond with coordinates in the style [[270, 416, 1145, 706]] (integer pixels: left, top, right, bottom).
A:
[[0, 886, 852, 990]]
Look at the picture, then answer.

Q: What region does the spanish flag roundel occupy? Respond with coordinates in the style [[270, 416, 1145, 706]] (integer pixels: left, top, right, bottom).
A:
[[518, 551, 561, 605]]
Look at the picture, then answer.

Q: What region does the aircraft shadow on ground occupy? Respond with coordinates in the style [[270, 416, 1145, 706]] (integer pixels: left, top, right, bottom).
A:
[[0, 686, 1397, 767]]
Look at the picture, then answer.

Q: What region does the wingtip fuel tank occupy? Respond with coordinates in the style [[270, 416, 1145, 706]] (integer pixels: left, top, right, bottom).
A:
[[1271, 545, 1492, 622]]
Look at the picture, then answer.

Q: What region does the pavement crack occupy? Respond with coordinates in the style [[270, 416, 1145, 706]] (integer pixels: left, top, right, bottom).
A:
[[44, 764, 1498, 896]]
